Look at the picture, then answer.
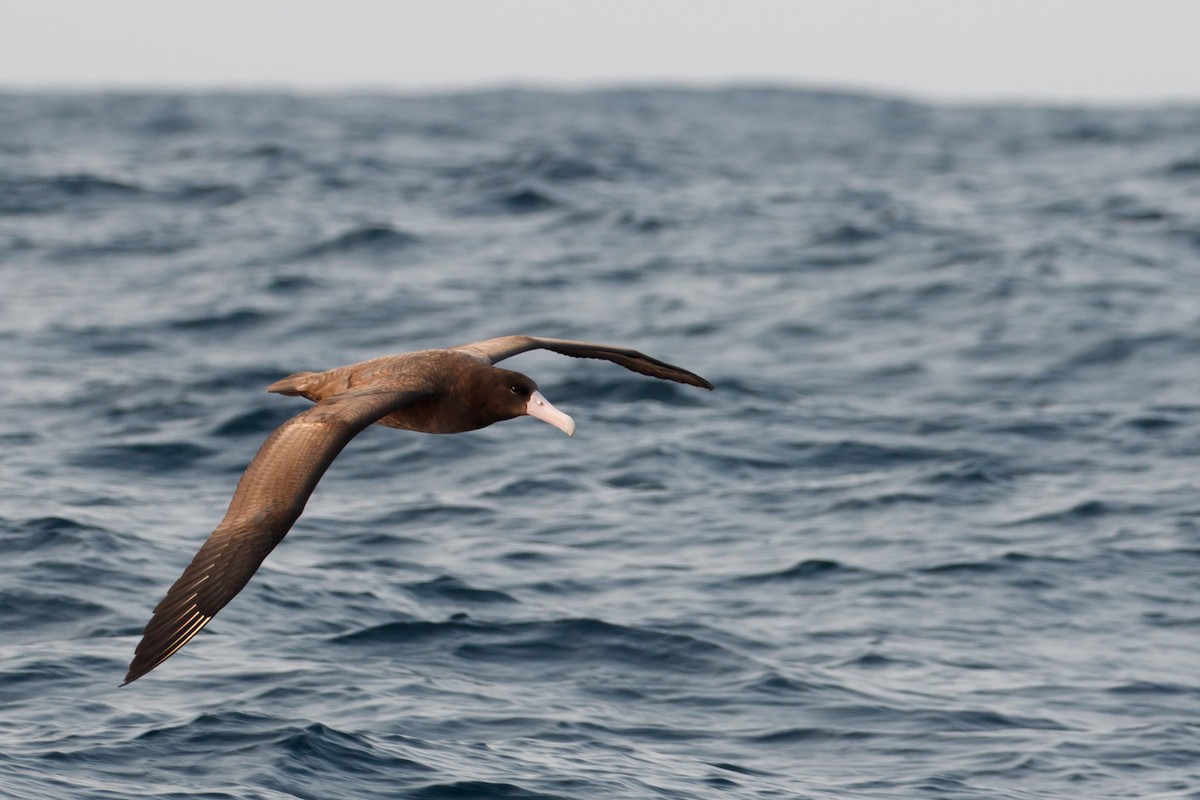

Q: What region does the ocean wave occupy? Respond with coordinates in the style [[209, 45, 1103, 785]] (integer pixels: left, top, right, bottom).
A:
[[334, 617, 749, 676], [3, 515, 121, 552], [402, 576, 517, 605], [169, 308, 274, 332], [69, 441, 213, 473], [296, 224, 421, 259], [0, 172, 145, 216], [735, 558, 859, 584], [407, 780, 570, 800]]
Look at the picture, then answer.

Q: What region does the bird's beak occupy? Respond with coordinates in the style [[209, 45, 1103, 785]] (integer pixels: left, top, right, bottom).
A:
[[526, 390, 575, 437]]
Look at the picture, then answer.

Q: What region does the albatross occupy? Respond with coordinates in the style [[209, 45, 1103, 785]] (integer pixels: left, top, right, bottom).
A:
[[124, 335, 712, 684]]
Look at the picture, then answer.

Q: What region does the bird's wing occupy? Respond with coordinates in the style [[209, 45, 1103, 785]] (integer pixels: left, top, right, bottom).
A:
[[452, 335, 713, 390], [124, 388, 432, 684]]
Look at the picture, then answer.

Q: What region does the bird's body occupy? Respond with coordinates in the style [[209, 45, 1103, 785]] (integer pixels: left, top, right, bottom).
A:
[[124, 336, 711, 684]]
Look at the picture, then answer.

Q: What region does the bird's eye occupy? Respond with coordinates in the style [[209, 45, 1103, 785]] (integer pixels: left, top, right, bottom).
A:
[[509, 385, 520, 394]]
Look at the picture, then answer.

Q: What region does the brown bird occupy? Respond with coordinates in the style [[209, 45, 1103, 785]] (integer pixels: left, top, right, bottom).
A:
[[124, 335, 713, 684]]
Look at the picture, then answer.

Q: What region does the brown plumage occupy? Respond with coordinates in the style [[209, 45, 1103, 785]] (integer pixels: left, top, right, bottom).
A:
[[124, 336, 712, 684]]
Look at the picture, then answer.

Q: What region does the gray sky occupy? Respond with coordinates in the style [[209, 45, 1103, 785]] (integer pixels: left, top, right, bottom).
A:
[[2, 0, 1197, 103]]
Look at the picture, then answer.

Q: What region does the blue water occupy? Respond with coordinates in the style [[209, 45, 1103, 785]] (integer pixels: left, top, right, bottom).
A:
[[2, 89, 1199, 799]]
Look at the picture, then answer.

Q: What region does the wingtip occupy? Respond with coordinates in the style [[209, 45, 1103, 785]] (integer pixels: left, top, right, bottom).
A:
[[123, 656, 162, 686]]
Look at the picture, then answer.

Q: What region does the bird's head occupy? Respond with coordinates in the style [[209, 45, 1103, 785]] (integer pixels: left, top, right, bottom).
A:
[[479, 368, 575, 436]]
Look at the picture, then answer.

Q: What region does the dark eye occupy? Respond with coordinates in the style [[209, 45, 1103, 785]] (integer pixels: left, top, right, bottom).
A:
[[509, 385, 520, 394]]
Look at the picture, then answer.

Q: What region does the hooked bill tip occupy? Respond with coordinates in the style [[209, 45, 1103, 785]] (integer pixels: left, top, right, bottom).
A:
[[526, 390, 575, 436]]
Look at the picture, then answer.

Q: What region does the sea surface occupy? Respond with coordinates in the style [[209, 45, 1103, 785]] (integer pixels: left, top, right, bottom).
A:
[[1, 89, 1199, 799]]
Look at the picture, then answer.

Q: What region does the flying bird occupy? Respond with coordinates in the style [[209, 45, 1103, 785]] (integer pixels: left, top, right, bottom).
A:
[[124, 335, 712, 683]]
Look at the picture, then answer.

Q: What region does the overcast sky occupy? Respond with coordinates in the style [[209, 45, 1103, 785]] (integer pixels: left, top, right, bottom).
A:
[[2, 0, 1196, 104]]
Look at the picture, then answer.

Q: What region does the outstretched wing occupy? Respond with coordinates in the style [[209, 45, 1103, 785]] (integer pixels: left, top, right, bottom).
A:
[[452, 335, 713, 390], [124, 388, 431, 684]]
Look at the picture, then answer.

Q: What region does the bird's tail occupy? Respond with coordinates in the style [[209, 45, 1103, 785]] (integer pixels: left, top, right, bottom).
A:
[[266, 371, 318, 396]]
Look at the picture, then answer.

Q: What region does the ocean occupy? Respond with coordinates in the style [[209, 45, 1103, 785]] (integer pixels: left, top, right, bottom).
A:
[[1, 88, 1199, 799]]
